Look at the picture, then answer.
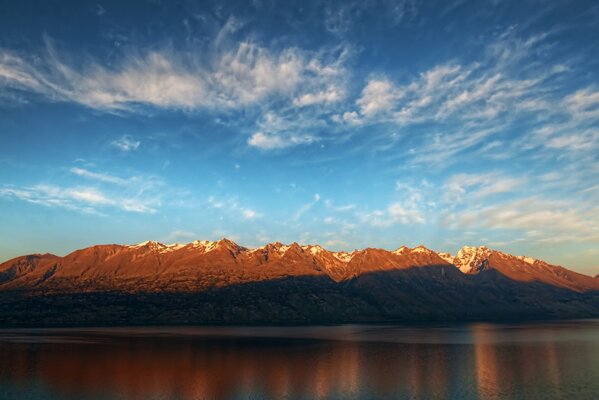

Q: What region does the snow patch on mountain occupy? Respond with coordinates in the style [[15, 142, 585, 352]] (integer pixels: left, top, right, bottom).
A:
[[189, 240, 219, 253], [302, 245, 325, 256], [517, 255, 537, 265], [332, 251, 354, 262], [437, 252, 454, 264]]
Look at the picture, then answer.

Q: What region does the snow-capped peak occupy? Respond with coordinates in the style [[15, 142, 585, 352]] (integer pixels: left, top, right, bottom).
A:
[[127, 240, 187, 254], [189, 240, 219, 253], [411, 245, 433, 254], [454, 246, 491, 273], [131, 240, 163, 247], [128, 240, 168, 250], [302, 244, 325, 256], [392, 246, 409, 255], [252, 242, 290, 255]]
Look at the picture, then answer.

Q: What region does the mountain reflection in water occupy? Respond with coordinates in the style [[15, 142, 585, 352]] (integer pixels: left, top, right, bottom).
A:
[[1, 321, 599, 399]]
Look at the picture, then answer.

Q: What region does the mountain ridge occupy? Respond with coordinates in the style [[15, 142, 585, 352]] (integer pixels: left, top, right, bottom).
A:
[[2, 238, 597, 293], [1, 239, 598, 326]]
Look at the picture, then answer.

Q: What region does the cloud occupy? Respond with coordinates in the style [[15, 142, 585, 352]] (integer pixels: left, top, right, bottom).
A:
[[70, 167, 128, 185], [443, 172, 526, 205], [247, 132, 316, 149], [0, 163, 168, 215], [351, 58, 550, 128], [407, 124, 504, 166], [294, 193, 321, 220], [545, 130, 599, 151], [0, 46, 208, 111], [324, 199, 356, 212], [526, 87, 599, 154], [335, 28, 591, 167], [0, 184, 157, 214], [359, 181, 429, 227], [0, 36, 349, 113], [387, 202, 425, 224], [96, 4, 106, 16], [242, 209, 258, 220], [246, 111, 324, 150], [356, 79, 402, 117], [454, 197, 599, 244], [564, 87, 599, 115], [247, 132, 286, 149], [111, 135, 140, 152], [293, 88, 342, 107], [69, 167, 164, 198], [340, 111, 361, 124], [207, 196, 261, 220], [323, 0, 417, 37], [0, 34, 352, 153], [162, 230, 200, 243]]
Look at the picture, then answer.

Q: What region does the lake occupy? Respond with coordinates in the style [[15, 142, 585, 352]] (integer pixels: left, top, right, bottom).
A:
[[1, 321, 599, 399]]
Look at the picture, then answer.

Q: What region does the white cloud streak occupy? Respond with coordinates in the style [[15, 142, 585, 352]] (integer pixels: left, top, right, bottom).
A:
[[247, 131, 317, 149], [443, 172, 526, 205], [111, 135, 140, 152], [454, 197, 599, 244], [0, 38, 349, 114], [0, 184, 157, 214], [70, 167, 129, 185], [208, 196, 261, 220]]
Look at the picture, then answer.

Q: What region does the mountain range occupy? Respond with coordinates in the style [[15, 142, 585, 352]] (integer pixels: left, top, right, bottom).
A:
[[1, 239, 598, 326]]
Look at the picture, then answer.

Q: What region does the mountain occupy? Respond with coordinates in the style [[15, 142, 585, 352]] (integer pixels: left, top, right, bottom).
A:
[[451, 245, 599, 292], [1, 240, 598, 326]]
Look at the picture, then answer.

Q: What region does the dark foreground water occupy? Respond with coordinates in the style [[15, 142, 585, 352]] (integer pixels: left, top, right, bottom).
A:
[[1, 321, 599, 400]]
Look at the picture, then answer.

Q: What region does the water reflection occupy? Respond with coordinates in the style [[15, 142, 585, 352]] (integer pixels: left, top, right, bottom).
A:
[[1, 321, 599, 399]]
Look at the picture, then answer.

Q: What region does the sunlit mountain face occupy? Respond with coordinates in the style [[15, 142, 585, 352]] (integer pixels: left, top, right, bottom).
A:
[[2, 240, 599, 325], [0, 1, 598, 276]]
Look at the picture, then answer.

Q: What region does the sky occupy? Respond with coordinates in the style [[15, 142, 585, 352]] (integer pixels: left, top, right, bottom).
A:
[[0, 0, 598, 274]]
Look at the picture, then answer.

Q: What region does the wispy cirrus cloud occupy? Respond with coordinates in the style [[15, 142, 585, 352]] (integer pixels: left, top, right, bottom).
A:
[[246, 110, 325, 149], [356, 78, 403, 117], [247, 132, 317, 149], [69, 167, 163, 192], [527, 87, 599, 153], [452, 197, 599, 245], [323, 0, 417, 37], [111, 135, 140, 152], [70, 167, 129, 185], [442, 172, 527, 205], [0, 34, 352, 152], [357, 181, 430, 227], [337, 28, 595, 166], [0, 165, 165, 215], [207, 196, 261, 220], [293, 193, 321, 220], [0, 37, 350, 114], [0, 184, 157, 214]]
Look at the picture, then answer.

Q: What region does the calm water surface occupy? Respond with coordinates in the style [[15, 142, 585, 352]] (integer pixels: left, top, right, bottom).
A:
[[1, 320, 599, 399]]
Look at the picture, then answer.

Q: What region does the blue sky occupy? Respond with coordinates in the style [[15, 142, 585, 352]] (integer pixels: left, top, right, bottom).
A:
[[1, 0, 598, 273]]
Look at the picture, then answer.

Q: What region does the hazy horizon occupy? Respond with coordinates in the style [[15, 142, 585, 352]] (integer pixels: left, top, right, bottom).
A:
[[1, 0, 598, 275]]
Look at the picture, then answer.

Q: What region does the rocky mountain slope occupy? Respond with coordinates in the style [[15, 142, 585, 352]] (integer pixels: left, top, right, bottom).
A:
[[1, 239, 598, 326]]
